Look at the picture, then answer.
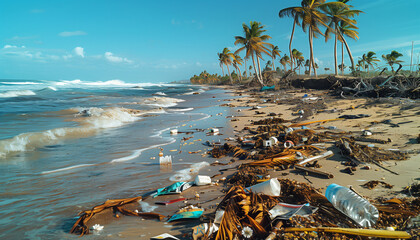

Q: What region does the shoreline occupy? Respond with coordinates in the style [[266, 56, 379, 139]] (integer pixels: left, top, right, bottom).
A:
[[70, 84, 420, 239]]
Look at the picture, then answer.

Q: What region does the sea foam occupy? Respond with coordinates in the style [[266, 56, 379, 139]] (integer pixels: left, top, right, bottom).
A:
[[0, 90, 36, 98], [169, 161, 210, 182], [0, 107, 138, 159]]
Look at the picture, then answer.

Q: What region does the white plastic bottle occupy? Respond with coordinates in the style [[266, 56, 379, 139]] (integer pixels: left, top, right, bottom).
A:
[[325, 184, 379, 228]]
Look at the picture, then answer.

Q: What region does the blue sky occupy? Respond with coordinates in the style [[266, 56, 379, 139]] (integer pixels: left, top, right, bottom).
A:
[[1, 0, 419, 83]]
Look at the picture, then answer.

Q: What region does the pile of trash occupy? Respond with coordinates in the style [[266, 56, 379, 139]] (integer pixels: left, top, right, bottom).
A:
[[69, 113, 419, 239]]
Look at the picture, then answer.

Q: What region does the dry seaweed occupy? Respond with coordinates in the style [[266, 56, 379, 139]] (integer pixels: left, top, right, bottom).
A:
[[70, 196, 165, 236], [252, 117, 288, 125], [213, 186, 278, 240], [402, 183, 420, 197], [208, 143, 250, 159], [362, 180, 393, 189], [227, 165, 268, 187], [336, 138, 407, 164]]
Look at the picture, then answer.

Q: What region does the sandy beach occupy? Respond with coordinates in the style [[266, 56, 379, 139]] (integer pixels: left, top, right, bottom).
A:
[[71, 85, 419, 239]]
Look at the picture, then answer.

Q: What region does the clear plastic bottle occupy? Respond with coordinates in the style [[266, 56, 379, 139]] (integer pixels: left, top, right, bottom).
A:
[[325, 184, 379, 228]]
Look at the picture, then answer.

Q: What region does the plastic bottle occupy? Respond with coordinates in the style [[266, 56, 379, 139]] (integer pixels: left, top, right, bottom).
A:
[[325, 184, 379, 228]]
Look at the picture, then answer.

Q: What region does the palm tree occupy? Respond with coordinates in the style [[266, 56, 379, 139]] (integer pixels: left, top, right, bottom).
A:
[[298, 0, 334, 77], [280, 54, 290, 72], [232, 53, 243, 82], [338, 21, 359, 74], [217, 53, 225, 76], [292, 49, 304, 71], [235, 21, 273, 86], [362, 51, 379, 73], [279, 4, 304, 70], [305, 59, 311, 73], [382, 50, 403, 73], [322, 0, 362, 75], [265, 60, 272, 70], [217, 48, 234, 83], [271, 45, 281, 71]]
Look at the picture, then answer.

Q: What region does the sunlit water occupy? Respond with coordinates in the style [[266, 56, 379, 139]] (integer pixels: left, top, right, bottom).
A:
[[0, 79, 232, 239]]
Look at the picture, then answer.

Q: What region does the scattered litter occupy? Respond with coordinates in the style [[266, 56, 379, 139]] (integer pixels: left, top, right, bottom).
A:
[[92, 224, 104, 231], [168, 205, 204, 222], [325, 183, 379, 228], [247, 178, 281, 196], [155, 198, 186, 205], [194, 175, 211, 186], [151, 182, 192, 198], [192, 223, 219, 240], [159, 155, 172, 165], [150, 233, 180, 240], [269, 202, 318, 220]]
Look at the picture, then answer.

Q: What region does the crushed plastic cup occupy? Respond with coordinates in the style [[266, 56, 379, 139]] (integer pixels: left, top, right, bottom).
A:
[[247, 178, 281, 196], [194, 175, 211, 186]]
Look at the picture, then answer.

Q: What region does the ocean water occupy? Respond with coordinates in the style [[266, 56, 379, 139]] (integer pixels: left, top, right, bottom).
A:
[[0, 79, 232, 239]]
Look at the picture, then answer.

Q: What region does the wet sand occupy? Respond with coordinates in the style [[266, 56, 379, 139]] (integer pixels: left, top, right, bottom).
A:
[[77, 86, 420, 239]]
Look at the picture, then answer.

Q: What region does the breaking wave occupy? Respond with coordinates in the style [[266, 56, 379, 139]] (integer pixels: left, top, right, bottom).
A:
[[55, 79, 138, 87], [0, 107, 138, 159], [143, 97, 185, 108], [0, 90, 36, 98]]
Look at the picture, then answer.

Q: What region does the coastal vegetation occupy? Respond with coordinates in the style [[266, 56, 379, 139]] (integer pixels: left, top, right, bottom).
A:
[[190, 0, 418, 86]]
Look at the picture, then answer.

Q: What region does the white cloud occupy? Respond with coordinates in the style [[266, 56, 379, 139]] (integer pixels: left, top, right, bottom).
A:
[[59, 31, 87, 37], [104, 52, 133, 63], [74, 47, 85, 58], [196, 62, 202, 67], [4, 45, 17, 49]]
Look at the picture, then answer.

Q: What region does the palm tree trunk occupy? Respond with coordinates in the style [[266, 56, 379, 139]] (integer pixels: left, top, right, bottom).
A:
[[236, 66, 242, 82], [256, 56, 263, 82], [289, 17, 297, 70], [226, 64, 233, 84], [334, 25, 338, 75], [251, 54, 263, 86], [272, 56, 275, 71], [220, 65, 225, 76], [341, 42, 344, 75], [308, 28, 312, 76], [310, 29, 317, 77], [244, 59, 248, 78], [338, 31, 355, 71]]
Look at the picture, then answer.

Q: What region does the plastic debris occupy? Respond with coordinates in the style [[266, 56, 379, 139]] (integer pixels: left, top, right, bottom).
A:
[[247, 178, 281, 196], [269, 203, 318, 220], [168, 205, 204, 222], [152, 182, 192, 198], [194, 175, 211, 186], [150, 233, 180, 240]]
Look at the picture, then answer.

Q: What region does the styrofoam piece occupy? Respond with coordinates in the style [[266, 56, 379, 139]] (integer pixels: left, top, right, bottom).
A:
[[210, 128, 219, 133], [247, 178, 281, 196], [194, 175, 211, 186], [159, 155, 172, 165]]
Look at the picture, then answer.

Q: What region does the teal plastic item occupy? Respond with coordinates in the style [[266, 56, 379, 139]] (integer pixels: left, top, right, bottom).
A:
[[260, 85, 275, 91], [152, 182, 191, 198], [168, 209, 204, 222]]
